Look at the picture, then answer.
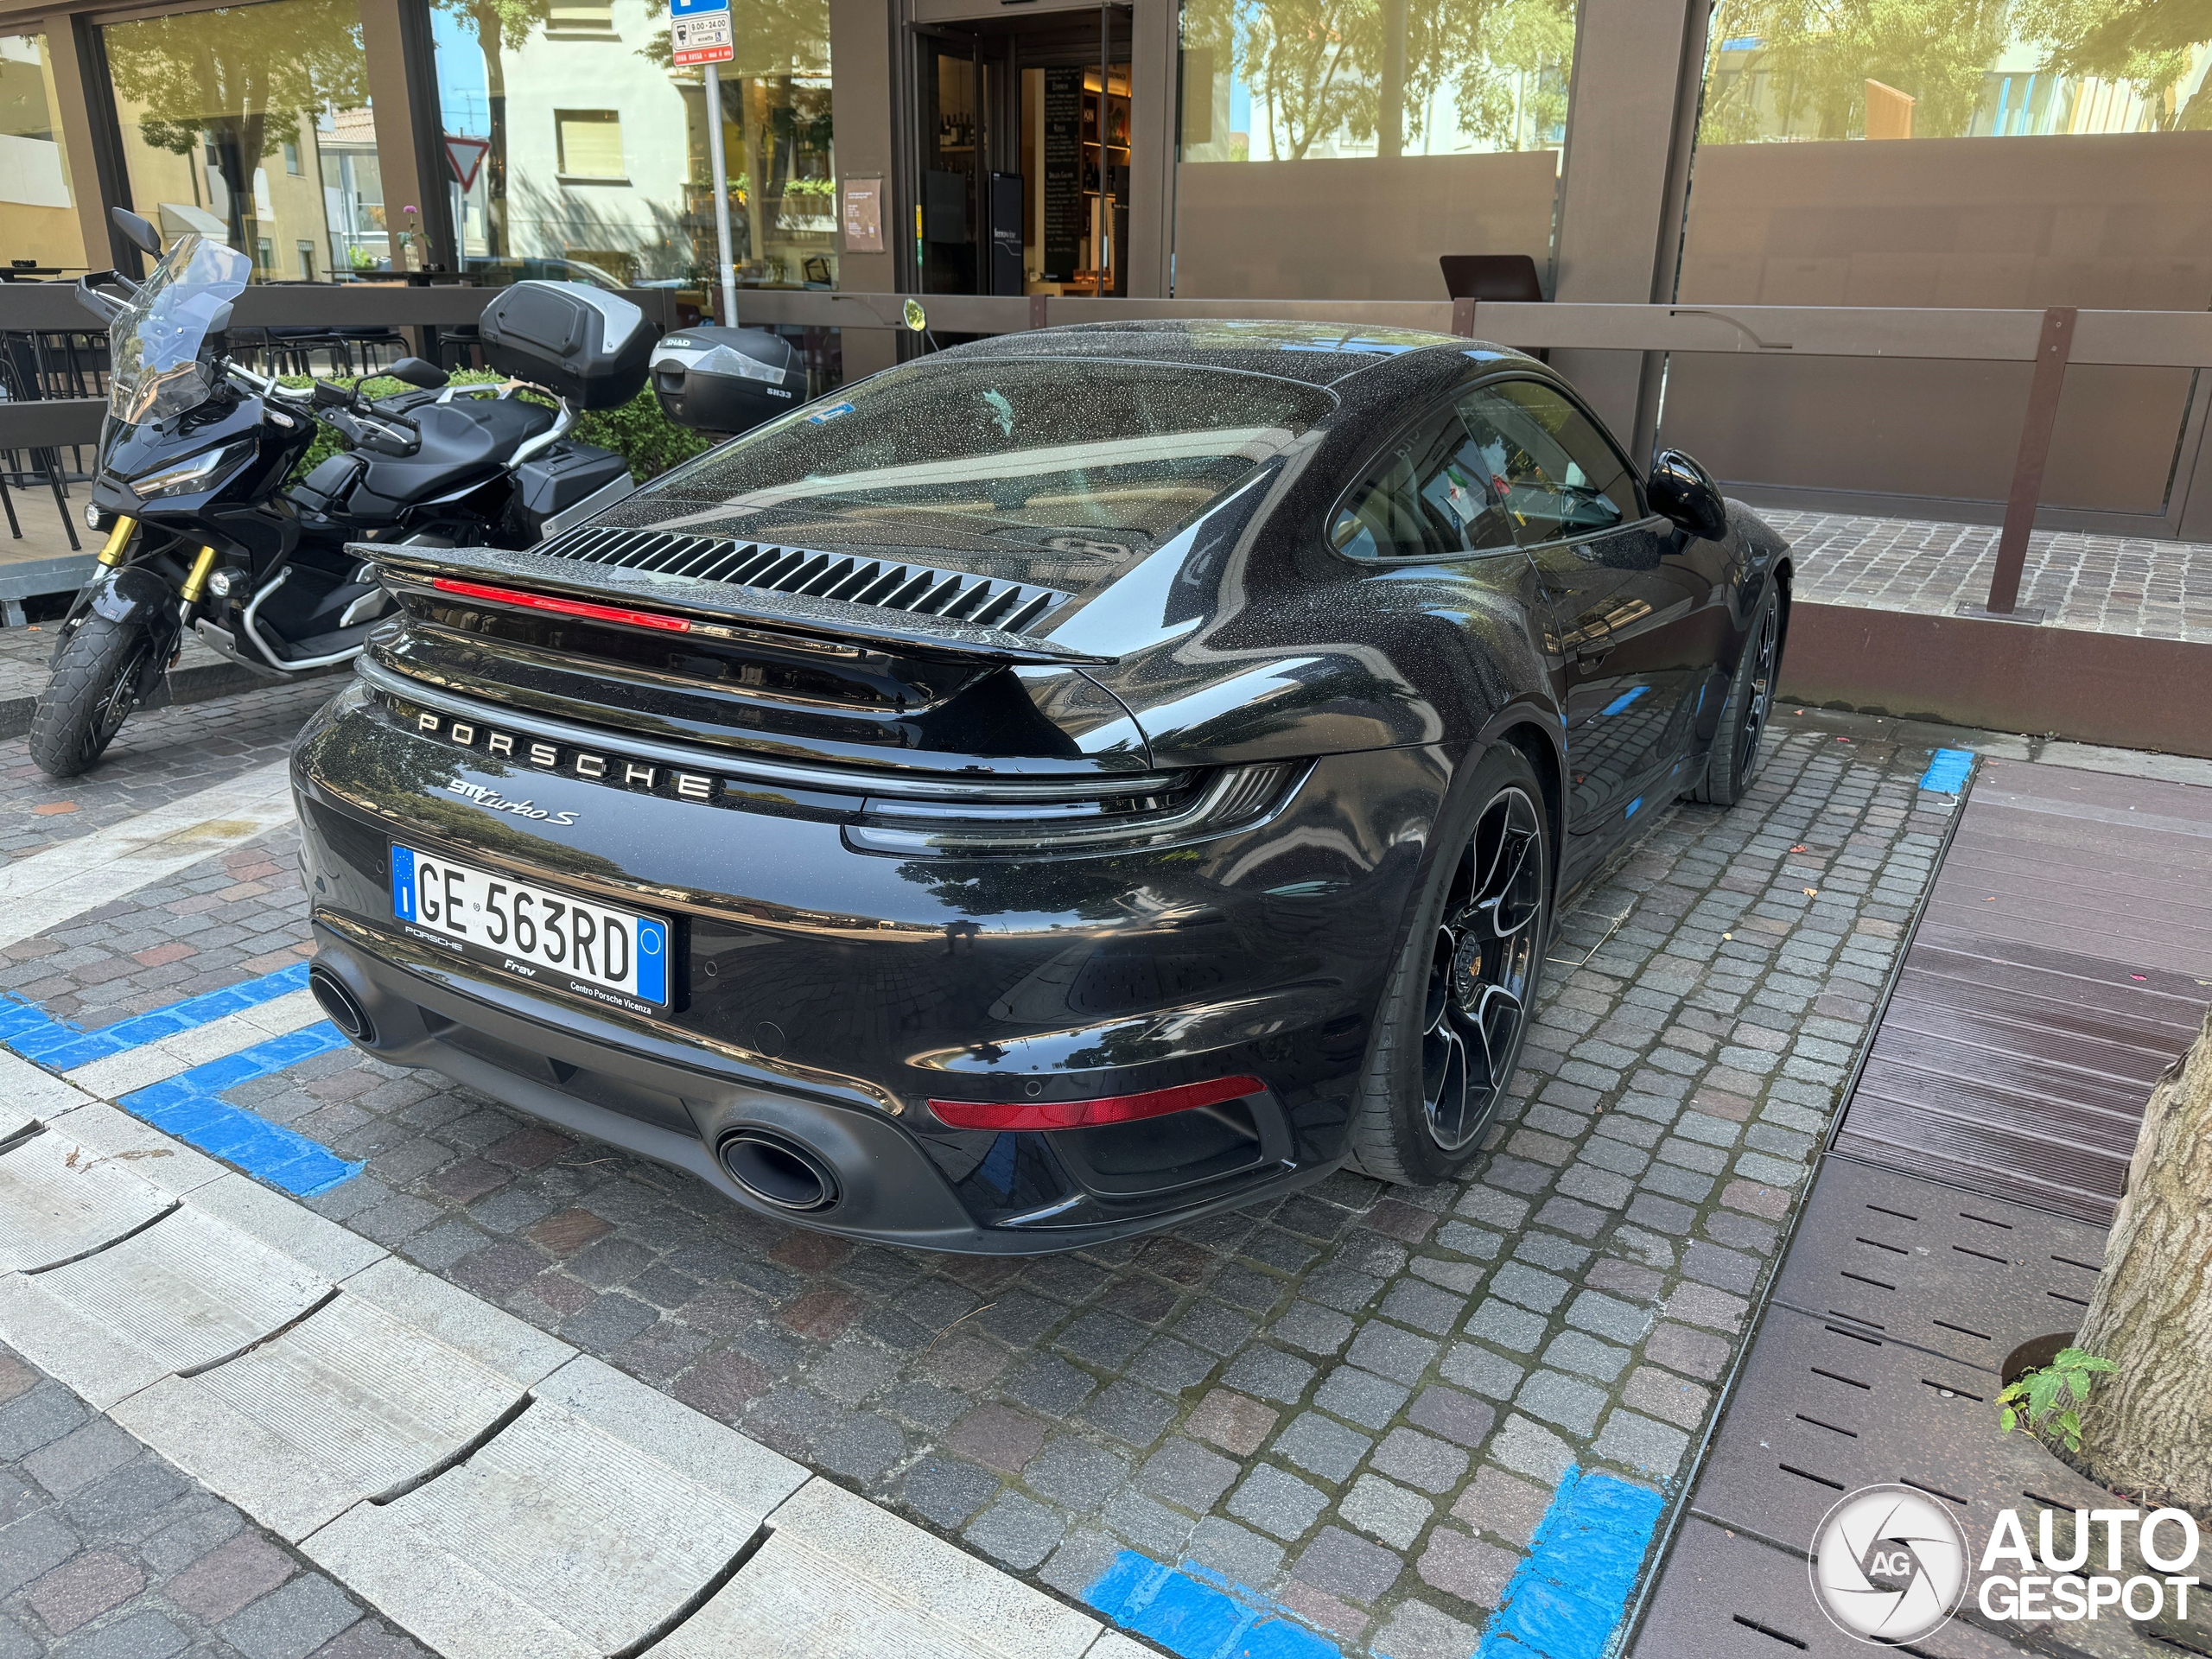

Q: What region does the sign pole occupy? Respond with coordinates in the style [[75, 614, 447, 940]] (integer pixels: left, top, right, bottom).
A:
[[702, 64, 739, 325], [673, 0, 740, 325]]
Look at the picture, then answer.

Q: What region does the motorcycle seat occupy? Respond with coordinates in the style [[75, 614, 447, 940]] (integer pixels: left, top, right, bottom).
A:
[[349, 396, 558, 518]]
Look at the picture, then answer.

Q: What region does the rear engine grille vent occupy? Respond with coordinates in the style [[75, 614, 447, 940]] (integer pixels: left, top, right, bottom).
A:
[[545, 525, 1068, 633]]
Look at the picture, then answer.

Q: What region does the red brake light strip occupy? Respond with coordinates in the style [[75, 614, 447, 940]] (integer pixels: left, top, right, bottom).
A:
[[431, 576, 695, 635], [927, 1075, 1265, 1133]]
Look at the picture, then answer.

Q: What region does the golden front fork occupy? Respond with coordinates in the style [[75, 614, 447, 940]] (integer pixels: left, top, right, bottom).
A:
[[180, 544, 220, 604], [95, 514, 137, 567]]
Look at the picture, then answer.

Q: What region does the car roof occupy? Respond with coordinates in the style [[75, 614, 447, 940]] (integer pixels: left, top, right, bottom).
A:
[[950, 320, 1536, 391]]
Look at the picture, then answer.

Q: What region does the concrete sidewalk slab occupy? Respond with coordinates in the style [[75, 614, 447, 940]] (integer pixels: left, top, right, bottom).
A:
[[41, 1097, 230, 1196], [660, 1476, 1103, 1659], [115, 1291, 533, 1541], [0, 1127, 172, 1272], [0, 1048, 98, 1137], [303, 1393, 785, 1659], [190, 1167, 385, 1281], [342, 1254, 575, 1389], [0, 1204, 331, 1407]]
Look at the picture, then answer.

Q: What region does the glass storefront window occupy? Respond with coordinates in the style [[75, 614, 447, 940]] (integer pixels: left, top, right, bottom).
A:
[[1173, 0, 1575, 299], [1671, 2, 2212, 516], [430, 0, 835, 303], [104, 0, 385, 281], [1, 32, 87, 275]]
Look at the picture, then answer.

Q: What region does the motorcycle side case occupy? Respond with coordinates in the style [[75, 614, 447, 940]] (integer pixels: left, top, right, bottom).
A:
[[514, 442, 632, 537], [650, 326, 802, 435], [479, 282, 653, 410]]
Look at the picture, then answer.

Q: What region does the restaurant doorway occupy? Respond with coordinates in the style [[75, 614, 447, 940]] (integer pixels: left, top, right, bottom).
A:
[[910, 5, 1139, 299]]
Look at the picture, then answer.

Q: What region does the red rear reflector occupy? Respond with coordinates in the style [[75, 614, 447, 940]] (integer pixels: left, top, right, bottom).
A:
[[431, 577, 694, 634], [927, 1075, 1264, 1133]]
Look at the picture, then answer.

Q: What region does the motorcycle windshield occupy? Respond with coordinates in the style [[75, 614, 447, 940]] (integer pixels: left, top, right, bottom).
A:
[[107, 234, 252, 427]]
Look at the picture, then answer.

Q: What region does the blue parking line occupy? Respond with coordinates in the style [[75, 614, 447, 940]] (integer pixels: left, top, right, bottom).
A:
[[1918, 747, 1975, 793], [1085, 1553, 1340, 1659], [1475, 1466, 1665, 1659], [119, 1022, 362, 1197], [0, 963, 312, 1071]]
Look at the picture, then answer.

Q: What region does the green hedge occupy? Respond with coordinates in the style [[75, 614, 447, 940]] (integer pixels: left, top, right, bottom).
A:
[[279, 369, 713, 486]]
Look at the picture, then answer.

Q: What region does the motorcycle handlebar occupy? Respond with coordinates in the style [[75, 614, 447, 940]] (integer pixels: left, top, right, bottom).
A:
[[74, 271, 134, 326]]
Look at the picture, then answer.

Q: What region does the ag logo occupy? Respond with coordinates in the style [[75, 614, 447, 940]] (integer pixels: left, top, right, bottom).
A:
[[1810, 1485, 1969, 1643]]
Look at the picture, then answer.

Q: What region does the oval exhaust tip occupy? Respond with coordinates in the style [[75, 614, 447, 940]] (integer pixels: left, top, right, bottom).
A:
[[309, 968, 375, 1044], [719, 1130, 841, 1213]]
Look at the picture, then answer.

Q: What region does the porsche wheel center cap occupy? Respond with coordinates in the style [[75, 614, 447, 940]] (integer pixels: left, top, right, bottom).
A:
[[1452, 933, 1485, 1009]]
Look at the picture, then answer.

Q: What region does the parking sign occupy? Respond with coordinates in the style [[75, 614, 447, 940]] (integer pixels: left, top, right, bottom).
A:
[[671, 0, 732, 66]]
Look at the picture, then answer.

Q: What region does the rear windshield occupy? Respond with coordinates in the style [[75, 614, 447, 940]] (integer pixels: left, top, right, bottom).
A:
[[647, 357, 1332, 566]]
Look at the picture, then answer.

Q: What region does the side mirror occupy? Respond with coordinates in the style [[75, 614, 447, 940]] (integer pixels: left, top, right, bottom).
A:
[[111, 207, 162, 258], [1647, 448, 1728, 541], [386, 357, 449, 390]]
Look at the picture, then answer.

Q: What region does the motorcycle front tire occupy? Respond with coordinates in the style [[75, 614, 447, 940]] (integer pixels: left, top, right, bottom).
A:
[[31, 614, 160, 779]]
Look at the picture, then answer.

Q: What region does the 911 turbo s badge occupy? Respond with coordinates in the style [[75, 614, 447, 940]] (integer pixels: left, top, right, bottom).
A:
[[445, 779, 579, 826]]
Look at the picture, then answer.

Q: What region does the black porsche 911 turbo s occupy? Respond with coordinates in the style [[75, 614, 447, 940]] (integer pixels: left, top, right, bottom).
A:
[[291, 320, 1789, 1254]]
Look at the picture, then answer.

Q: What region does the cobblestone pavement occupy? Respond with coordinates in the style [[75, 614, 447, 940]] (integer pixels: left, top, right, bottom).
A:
[[0, 675, 329, 867], [1772, 508, 2212, 641], [0, 675, 1970, 1657], [0, 1341, 426, 1659]]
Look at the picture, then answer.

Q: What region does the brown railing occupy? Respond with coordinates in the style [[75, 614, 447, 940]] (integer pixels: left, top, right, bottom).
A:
[[10, 283, 2212, 615]]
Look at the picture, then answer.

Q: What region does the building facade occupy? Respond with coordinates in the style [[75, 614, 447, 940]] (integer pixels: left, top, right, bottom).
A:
[[3, 0, 2209, 535]]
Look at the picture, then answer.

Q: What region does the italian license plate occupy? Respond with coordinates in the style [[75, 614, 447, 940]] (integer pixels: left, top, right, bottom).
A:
[[391, 843, 670, 1011]]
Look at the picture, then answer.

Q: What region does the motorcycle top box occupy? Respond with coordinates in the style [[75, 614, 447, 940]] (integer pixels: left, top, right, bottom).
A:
[[649, 326, 802, 436], [478, 283, 654, 410]]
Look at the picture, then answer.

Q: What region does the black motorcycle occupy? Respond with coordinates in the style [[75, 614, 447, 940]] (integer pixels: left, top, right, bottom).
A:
[[33, 208, 648, 777]]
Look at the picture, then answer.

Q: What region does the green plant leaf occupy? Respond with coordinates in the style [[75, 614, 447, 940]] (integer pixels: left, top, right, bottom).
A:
[[1999, 1406, 2018, 1433], [2026, 1370, 2062, 1418]]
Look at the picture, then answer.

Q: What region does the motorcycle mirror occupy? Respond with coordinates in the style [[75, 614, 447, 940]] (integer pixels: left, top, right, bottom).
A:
[[385, 357, 450, 391], [110, 207, 162, 258]]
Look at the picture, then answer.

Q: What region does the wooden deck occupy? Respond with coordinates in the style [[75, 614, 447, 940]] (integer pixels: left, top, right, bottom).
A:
[[1832, 757, 2212, 1224]]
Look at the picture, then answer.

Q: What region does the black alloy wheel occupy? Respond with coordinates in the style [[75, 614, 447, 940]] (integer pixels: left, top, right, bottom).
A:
[[1693, 581, 1783, 808], [1420, 785, 1546, 1153], [1349, 743, 1553, 1185], [1734, 597, 1779, 783]]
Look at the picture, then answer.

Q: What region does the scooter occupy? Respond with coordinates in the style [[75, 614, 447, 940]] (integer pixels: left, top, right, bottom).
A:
[[33, 207, 647, 778]]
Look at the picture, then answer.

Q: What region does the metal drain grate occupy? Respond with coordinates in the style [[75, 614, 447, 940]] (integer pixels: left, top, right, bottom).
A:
[[543, 526, 1069, 633], [1771, 1159, 2106, 1367]]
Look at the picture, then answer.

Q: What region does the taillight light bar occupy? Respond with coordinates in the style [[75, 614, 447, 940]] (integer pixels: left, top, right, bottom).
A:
[[927, 1075, 1264, 1132], [430, 576, 695, 634]]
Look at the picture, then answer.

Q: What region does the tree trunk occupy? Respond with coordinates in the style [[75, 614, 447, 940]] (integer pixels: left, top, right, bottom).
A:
[[2071, 1005, 2212, 1514]]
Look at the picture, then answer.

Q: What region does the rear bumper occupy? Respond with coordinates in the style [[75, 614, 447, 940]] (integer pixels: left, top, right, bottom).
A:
[[311, 919, 1335, 1252], [291, 677, 1451, 1251]]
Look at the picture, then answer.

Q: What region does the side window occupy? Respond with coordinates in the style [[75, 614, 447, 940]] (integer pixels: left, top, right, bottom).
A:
[[1328, 405, 1518, 561], [1454, 380, 1641, 547]]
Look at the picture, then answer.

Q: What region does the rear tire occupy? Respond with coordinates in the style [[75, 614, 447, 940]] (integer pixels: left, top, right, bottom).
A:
[[31, 615, 157, 779], [1693, 580, 1782, 808], [1347, 744, 1552, 1186]]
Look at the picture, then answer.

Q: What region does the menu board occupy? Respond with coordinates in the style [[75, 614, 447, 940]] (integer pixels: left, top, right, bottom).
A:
[[1042, 67, 1083, 283]]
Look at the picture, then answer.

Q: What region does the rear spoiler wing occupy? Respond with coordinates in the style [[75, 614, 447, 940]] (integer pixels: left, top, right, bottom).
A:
[[359, 542, 1117, 667]]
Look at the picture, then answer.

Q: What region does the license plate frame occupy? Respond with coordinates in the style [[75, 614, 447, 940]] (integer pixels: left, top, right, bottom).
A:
[[390, 842, 671, 1013]]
